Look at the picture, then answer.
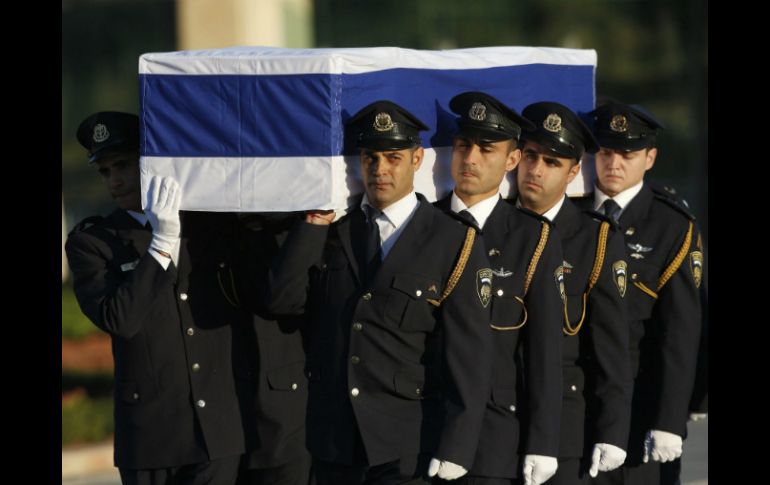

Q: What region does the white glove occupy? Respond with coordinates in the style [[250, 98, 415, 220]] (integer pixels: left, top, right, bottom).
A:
[[145, 175, 181, 256], [522, 454, 558, 485], [589, 443, 627, 477], [689, 413, 707, 422], [427, 458, 468, 480], [643, 429, 683, 463]]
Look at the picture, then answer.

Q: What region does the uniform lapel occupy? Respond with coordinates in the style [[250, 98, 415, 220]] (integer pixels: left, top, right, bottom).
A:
[[374, 198, 433, 285], [553, 198, 582, 241], [336, 209, 366, 285], [110, 209, 153, 258]]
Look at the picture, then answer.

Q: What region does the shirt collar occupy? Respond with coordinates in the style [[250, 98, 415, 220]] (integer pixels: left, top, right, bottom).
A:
[[449, 191, 500, 228], [361, 191, 419, 229], [514, 194, 565, 222], [593, 180, 644, 211]]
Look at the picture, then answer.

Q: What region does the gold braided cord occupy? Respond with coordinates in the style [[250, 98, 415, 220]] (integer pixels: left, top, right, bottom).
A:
[[427, 226, 476, 307], [524, 222, 550, 296], [563, 221, 610, 335], [490, 296, 528, 330], [657, 221, 693, 292], [633, 281, 658, 299]]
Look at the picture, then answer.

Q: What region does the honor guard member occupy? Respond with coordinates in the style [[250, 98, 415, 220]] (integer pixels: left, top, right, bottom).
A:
[[266, 101, 495, 485], [573, 102, 703, 485], [515, 101, 632, 484], [230, 213, 313, 485], [66, 112, 246, 485], [434, 91, 564, 485]]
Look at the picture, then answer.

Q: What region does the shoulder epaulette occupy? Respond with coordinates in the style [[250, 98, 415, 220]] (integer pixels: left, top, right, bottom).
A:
[[653, 194, 696, 221], [68, 215, 105, 237], [445, 210, 482, 232]]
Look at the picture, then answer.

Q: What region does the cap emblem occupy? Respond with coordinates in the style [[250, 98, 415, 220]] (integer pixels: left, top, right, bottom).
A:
[[543, 113, 562, 133], [373, 112, 394, 132], [610, 115, 628, 133], [469, 102, 487, 121], [93, 123, 110, 143]]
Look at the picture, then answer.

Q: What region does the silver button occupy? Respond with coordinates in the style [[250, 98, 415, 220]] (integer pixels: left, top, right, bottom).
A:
[[362, 292, 372, 301], [350, 355, 360, 364], [186, 327, 195, 336], [132, 392, 139, 400], [351, 387, 360, 397], [180, 292, 188, 301], [307, 371, 312, 378], [631, 274, 638, 280], [415, 289, 422, 297], [353, 322, 363, 331], [497, 289, 504, 296], [415, 388, 421, 396], [509, 405, 516, 412], [570, 385, 577, 391], [192, 363, 200, 372], [291, 383, 298, 390], [197, 399, 206, 408], [218, 262, 226, 268]]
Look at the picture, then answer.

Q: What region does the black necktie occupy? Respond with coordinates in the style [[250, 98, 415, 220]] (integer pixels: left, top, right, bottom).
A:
[[458, 209, 479, 228], [364, 206, 382, 282], [602, 199, 622, 223]]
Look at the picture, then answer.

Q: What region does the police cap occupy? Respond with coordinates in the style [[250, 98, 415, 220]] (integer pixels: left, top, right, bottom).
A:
[[76, 111, 139, 163], [347, 100, 429, 151], [449, 91, 534, 142], [590, 101, 665, 152], [521, 101, 598, 160]]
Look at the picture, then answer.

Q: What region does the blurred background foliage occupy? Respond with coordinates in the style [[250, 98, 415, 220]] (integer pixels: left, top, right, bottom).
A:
[[63, 0, 707, 236]]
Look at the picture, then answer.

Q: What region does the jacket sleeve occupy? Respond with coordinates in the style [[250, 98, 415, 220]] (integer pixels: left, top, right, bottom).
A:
[[654, 221, 703, 436], [434, 231, 495, 469], [521, 225, 564, 457], [65, 231, 177, 339], [266, 219, 329, 315], [587, 228, 632, 449]]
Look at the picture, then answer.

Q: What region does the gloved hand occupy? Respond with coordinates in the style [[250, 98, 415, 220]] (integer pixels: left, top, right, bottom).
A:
[[589, 443, 627, 477], [643, 429, 683, 463], [689, 413, 707, 422], [522, 454, 558, 485], [145, 175, 181, 256], [427, 458, 468, 480]]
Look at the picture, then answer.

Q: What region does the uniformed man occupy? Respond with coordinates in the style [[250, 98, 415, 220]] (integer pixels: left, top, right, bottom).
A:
[[65, 112, 246, 485], [572, 102, 703, 485], [266, 100, 495, 485], [434, 91, 564, 485], [230, 212, 313, 485], [514, 101, 632, 484]]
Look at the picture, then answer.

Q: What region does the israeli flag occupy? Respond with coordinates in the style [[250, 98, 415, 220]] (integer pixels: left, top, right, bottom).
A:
[[139, 46, 596, 212]]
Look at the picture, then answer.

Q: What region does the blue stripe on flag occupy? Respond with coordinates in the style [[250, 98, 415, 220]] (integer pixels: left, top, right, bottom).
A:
[[140, 64, 593, 158]]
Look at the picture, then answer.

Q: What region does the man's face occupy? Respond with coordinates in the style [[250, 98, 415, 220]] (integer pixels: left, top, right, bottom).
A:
[[451, 136, 519, 203], [517, 141, 580, 214], [594, 146, 657, 197], [360, 146, 423, 210], [94, 151, 141, 211]]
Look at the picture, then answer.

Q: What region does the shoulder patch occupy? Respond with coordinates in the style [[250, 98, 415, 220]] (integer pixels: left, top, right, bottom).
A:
[[653, 194, 696, 221], [68, 215, 105, 237]]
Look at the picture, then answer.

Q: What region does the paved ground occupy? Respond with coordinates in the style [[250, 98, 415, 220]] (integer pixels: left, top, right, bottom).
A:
[[62, 417, 708, 484]]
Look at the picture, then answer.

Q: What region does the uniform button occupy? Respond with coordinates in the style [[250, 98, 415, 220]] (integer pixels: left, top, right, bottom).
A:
[[197, 399, 206, 408], [415, 290, 422, 297], [351, 388, 360, 397], [362, 292, 372, 301], [307, 371, 312, 378], [415, 388, 421, 396], [353, 322, 363, 331], [570, 385, 577, 391], [192, 363, 200, 372], [291, 383, 298, 390], [509, 404, 516, 412], [186, 327, 195, 336], [180, 292, 188, 301], [351, 355, 360, 364], [218, 262, 226, 268], [132, 392, 139, 400], [497, 289, 504, 296], [631, 274, 638, 280]]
